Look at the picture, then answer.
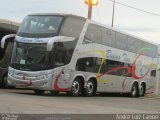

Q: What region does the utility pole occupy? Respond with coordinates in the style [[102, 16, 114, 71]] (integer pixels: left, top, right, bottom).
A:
[[112, 0, 116, 27], [84, 0, 99, 19], [88, 1, 92, 19]]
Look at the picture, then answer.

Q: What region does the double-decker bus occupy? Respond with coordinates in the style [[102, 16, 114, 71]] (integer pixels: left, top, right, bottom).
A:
[[1, 13, 158, 97], [0, 39, 14, 88], [0, 19, 19, 88]]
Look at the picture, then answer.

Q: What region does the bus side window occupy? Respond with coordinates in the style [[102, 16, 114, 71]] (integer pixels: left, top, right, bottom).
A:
[[94, 58, 102, 73], [83, 24, 102, 44], [105, 60, 117, 75], [54, 46, 66, 67], [102, 28, 115, 47], [60, 16, 85, 38], [76, 58, 86, 71], [0, 41, 14, 67], [124, 64, 132, 77], [151, 70, 156, 77], [115, 32, 127, 50], [76, 57, 94, 72]]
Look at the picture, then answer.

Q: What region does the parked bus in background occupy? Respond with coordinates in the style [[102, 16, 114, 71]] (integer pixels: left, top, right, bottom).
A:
[[0, 40, 14, 88], [1, 13, 158, 96], [0, 19, 19, 88]]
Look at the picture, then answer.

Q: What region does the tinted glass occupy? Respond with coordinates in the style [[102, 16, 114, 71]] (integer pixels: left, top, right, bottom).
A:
[[60, 16, 85, 38], [151, 70, 156, 77], [102, 28, 116, 47], [76, 57, 132, 77], [10, 42, 51, 71], [52, 40, 77, 68], [83, 24, 102, 44], [116, 32, 127, 50], [76, 57, 95, 72], [17, 15, 63, 37]]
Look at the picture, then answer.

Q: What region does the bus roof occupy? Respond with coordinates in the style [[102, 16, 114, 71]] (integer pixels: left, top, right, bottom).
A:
[[25, 13, 157, 46], [28, 13, 86, 21], [87, 19, 157, 46]]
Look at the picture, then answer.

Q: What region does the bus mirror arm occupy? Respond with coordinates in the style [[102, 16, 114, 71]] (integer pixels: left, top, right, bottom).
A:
[[1, 34, 16, 48], [47, 36, 75, 51]]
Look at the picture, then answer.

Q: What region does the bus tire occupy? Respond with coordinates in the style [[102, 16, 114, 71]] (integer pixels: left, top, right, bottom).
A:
[[83, 79, 96, 97], [2, 74, 9, 88], [69, 78, 82, 97], [34, 90, 45, 95], [50, 91, 59, 95], [130, 83, 138, 97], [138, 83, 145, 97]]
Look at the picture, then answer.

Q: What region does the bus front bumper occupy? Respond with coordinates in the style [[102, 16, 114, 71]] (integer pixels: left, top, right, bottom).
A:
[[7, 74, 53, 90]]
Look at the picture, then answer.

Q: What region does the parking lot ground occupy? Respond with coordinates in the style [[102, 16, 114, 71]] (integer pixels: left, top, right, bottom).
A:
[[0, 89, 160, 114]]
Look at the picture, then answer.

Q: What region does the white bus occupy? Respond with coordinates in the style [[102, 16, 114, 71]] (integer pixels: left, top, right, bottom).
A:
[[1, 13, 158, 97]]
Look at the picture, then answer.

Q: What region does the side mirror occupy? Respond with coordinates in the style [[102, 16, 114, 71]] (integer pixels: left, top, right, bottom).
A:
[[1, 34, 16, 48], [47, 36, 63, 51], [47, 36, 75, 51]]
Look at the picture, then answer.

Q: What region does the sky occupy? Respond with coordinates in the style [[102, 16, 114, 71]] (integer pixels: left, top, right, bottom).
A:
[[0, 0, 160, 44]]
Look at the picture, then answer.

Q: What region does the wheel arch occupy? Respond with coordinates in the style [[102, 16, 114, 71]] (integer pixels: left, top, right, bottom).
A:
[[139, 81, 146, 91], [71, 74, 85, 87], [130, 80, 139, 91], [0, 71, 8, 88], [0, 70, 8, 83], [86, 76, 97, 92]]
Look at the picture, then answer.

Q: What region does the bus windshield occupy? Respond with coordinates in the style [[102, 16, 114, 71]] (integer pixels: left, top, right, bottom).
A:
[[17, 15, 63, 37], [10, 42, 52, 71]]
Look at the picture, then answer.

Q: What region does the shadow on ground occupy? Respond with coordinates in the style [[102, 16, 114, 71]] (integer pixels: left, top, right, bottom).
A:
[[0, 88, 131, 98]]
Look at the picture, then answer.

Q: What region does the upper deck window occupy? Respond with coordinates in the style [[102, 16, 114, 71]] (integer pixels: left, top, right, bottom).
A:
[[60, 16, 86, 38], [17, 15, 63, 37], [83, 24, 102, 44]]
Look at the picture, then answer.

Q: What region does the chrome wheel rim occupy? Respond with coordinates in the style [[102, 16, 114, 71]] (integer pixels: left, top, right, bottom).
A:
[[86, 81, 94, 94], [72, 81, 80, 94], [139, 85, 144, 95], [132, 86, 136, 96]]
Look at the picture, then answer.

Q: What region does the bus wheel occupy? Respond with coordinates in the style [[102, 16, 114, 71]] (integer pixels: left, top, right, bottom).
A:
[[130, 83, 138, 97], [69, 78, 82, 96], [34, 90, 45, 95], [83, 80, 96, 97], [50, 91, 59, 95], [2, 75, 9, 88], [138, 83, 145, 97]]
